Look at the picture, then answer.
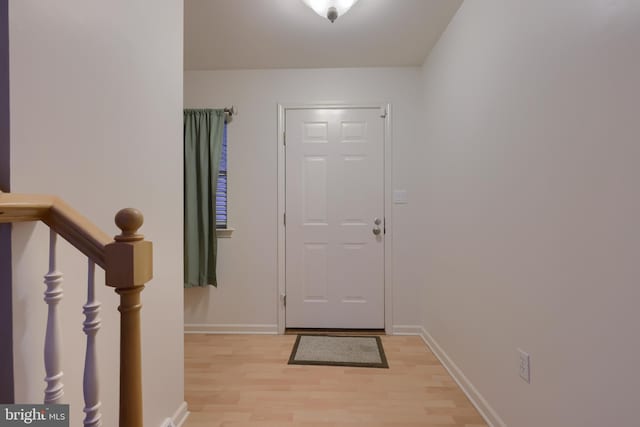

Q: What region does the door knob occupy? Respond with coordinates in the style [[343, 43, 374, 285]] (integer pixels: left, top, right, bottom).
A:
[[373, 217, 382, 235]]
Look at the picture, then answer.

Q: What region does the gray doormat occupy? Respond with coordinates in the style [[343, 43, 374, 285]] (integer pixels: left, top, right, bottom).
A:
[[288, 335, 389, 368]]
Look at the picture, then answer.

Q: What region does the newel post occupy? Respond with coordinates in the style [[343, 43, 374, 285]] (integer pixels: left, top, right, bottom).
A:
[[104, 209, 153, 427]]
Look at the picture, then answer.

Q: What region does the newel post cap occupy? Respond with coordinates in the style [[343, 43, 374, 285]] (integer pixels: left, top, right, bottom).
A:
[[114, 208, 145, 242], [105, 208, 153, 289]]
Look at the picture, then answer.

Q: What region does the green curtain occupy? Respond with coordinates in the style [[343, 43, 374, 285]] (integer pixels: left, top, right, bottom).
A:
[[184, 109, 225, 287]]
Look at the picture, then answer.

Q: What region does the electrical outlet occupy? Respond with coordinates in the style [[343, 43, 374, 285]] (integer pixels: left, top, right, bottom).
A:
[[518, 349, 530, 383]]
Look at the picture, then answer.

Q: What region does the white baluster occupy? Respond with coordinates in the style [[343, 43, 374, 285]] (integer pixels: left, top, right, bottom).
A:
[[43, 230, 64, 403], [83, 260, 102, 427]]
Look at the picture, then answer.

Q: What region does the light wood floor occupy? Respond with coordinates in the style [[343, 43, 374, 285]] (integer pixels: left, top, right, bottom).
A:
[[184, 334, 487, 427]]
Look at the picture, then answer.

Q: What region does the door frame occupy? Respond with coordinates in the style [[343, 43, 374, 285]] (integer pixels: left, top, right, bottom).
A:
[[277, 103, 393, 334]]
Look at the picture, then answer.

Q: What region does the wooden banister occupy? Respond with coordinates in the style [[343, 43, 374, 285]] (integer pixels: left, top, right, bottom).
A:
[[0, 192, 111, 268], [1, 191, 153, 427]]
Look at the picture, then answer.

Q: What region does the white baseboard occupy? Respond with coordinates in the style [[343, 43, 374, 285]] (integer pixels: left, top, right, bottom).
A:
[[417, 327, 506, 427], [160, 401, 188, 427], [391, 324, 424, 335], [184, 323, 279, 334]]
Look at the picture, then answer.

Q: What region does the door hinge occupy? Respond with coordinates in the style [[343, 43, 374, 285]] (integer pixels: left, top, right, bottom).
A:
[[283, 212, 286, 226], [380, 107, 387, 118], [283, 132, 286, 146], [384, 217, 386, 234], [283, 294, 287, 307]]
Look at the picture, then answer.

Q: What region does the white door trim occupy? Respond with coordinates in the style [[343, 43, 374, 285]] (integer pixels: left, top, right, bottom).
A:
[[277, 103, 393, 334]]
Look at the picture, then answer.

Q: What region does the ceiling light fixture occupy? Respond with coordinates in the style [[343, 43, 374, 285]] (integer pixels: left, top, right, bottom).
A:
[[301, 0, 360, 23]]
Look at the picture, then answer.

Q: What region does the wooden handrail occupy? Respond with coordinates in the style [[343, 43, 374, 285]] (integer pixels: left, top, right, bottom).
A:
[[0, 192, 111, 268], [1, 191, 153, 427]]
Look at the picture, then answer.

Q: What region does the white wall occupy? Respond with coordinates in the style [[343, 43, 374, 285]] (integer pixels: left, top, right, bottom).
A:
[[184, 68, 422, 331], [418, 1, 640, 426], [10, 1, 184, 426]]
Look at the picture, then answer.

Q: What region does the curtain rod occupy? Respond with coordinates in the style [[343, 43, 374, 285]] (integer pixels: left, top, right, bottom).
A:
[[223, 105, 237, 123]]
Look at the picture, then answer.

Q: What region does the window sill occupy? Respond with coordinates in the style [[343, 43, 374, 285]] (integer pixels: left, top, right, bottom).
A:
[[217, 228, 235, 238]]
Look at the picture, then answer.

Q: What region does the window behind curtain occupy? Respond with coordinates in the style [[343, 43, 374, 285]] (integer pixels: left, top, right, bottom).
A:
[[216, 124, 227, 228]]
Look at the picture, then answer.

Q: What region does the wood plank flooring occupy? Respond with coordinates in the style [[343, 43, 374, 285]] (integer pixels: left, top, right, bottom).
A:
[[184, 334, 487, 427]]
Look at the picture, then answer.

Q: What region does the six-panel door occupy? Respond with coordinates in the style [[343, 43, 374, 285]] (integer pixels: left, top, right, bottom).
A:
[[285, 108, 385, 328]]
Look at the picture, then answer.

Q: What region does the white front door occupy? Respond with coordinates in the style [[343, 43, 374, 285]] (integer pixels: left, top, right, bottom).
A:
[[285, 107, 385, 329]]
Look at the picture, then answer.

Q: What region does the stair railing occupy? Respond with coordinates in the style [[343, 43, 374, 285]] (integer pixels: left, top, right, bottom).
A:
[[0, 191, 153, 427]]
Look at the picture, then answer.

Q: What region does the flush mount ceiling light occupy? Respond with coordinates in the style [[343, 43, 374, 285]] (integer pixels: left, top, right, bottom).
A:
[[301, 0, 360, 23]]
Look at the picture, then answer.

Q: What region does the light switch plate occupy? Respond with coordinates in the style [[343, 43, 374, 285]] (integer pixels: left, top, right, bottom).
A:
[[393, 190, 408, 204]]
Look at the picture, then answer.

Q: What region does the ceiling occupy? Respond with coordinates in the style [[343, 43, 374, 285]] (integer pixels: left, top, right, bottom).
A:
[[184, 0, 463, 70]]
